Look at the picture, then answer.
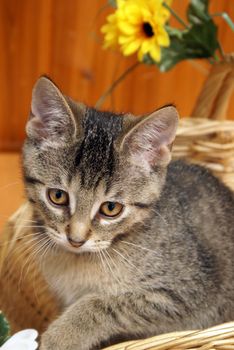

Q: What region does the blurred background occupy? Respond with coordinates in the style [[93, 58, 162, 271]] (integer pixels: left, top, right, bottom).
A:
[[0, 0, 233, 227]]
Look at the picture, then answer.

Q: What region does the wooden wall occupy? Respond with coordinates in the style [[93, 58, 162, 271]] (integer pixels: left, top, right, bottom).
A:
[[0, 0, 233, 151]]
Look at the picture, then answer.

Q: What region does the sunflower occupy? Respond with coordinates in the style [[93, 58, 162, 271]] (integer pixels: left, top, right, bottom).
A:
[[101, 12, 119, 49], [101, 0, 172, 62]]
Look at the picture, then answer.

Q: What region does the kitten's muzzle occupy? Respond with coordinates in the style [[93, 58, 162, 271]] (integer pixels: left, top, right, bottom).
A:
[[67, 236, 86, 248]]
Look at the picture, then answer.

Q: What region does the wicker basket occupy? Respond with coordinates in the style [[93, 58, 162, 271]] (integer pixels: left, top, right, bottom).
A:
[[104, 322, 234, 350], [175, 54, 234, 191], [0, 56, 234, 349], [173, 117, 234, 190], [0, 203, 59, 334]]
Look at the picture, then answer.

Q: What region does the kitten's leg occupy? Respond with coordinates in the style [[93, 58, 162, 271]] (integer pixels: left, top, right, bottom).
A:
[[40, 292, 183, 350]]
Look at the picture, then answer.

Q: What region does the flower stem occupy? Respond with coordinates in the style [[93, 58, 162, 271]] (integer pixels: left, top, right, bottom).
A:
[[211, 12, 234, 31], [95, 61, 140, 109], [163, 2, 189, 29], [217, 42, 225, 59]]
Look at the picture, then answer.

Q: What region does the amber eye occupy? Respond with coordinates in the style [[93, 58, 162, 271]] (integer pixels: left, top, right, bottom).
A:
[[99, 201, 123, 218], [47, 188, 69, 206]]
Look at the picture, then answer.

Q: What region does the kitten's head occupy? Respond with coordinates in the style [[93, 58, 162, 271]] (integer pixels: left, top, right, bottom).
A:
[[23, 77, 178, 254]]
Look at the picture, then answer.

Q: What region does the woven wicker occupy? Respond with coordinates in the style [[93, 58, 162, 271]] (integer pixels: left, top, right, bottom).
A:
[[173, 117, 234, 190], [191, 54, 234, 120], [0, 203, 59, 334], [0, 56, 234, 348], [103, 322, 234, 350]]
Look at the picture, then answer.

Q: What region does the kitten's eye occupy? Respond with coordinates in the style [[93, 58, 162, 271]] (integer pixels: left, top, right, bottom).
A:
[[47, 188, 69, 206], [99, 202, 123, 218]]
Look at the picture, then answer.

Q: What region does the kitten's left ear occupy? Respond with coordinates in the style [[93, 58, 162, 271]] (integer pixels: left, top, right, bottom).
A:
[[26, 77, 77, 144], [121, 106, 179, 170]]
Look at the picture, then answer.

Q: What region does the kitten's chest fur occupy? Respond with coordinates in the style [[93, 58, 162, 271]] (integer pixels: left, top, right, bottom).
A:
[[42, 249, 131, 307]]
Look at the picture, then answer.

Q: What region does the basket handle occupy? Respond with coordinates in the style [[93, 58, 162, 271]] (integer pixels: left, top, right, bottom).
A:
[[191, 54, 234, 120]]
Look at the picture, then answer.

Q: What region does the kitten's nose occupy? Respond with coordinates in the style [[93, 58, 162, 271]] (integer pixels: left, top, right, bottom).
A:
[[67, 236, 86, 248]]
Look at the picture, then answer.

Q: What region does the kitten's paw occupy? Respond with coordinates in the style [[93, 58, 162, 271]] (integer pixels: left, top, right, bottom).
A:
[[40, 327, 83, 350], [40, 331, 58, 350]]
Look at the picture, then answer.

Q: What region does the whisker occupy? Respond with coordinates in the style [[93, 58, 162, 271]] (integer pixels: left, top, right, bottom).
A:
[[19, 238, 49, 294], [112, 247, 138, 272], [18, 235, 50, 287], [120, 240, 157, 254], [32, 239, 56, 297], [20, 235, 52, 282], [3, 233, 43, 265], [35, 238, 53, 274], [8, 233, 47, 277], [100, 249, 112, 276], [105, 250, 123, 289], [30, 239, 56, 304], [13, 225, 45, 229], [102, 250, 121, 290], [0, 180, 21, 191], [0, 216, 38, 224], [97, 248, 107, 275], [0, 232, 43, 246], [151, 208, 168, 226], [111, 247, 153, 293], [16, 241, 45, 291]]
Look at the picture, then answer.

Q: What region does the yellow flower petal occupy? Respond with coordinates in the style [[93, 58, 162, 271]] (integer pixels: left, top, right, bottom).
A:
[[118, 21, 138, 35], [116, 0, 125, 8], [118, 35, 135, 45], [121, 39, 141, 56], [105, 32, 118, 41], [156, 27, 170, 47], [101, 0, 171, 61], [149, 44, 161, 61], [124, 6, 142, 25], [141, 39, 152, 53], [101, 14, 119, 49], [101, 24, 112, 33], [137, 46, 145, 61], [105, 13, 117, 25]]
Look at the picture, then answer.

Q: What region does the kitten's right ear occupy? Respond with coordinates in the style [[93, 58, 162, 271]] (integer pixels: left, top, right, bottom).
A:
[[120, 106, 179, 170], [26, 77, 77, 144]]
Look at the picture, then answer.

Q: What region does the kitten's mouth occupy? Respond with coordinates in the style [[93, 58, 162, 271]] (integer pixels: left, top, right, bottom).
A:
[[45, 228, 111, 254]]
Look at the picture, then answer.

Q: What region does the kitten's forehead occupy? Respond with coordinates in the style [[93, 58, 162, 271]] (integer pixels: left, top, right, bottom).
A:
[[25, 108, 124, 188], [73, 108, 123, 189]]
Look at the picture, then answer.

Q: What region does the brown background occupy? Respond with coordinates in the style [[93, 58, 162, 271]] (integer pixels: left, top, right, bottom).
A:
[[0, 0, 234, 151], [0, 1, 233, 228]]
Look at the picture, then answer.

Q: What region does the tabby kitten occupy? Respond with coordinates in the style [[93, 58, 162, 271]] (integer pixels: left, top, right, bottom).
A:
[[23, 77, 234, 350]]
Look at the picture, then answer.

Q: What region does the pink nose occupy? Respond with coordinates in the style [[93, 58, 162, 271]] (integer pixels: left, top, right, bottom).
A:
[[67, 236, 86, 248]]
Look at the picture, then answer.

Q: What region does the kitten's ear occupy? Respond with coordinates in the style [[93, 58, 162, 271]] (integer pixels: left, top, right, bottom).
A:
[[121, 106, 179, 170], [26, 77, 77, 143]]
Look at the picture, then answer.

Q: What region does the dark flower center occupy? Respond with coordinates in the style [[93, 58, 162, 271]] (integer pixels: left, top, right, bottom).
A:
[[142, 22, 154, 37]]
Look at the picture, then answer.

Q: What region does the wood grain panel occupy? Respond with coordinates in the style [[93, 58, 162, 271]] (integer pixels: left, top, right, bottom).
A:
[[0, 0, 233, 151], [0, 153, 24, 230]]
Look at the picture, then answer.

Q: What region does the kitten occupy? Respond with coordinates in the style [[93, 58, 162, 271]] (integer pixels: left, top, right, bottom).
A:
[[22, 77, 234, 350]]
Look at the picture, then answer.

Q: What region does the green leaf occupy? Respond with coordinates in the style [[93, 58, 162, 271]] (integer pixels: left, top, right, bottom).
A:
[[212, 12, 234, 31], [157, 36, 187, 71], [156, 19, 219, 71], [142, 0, 219, 71], [143, 28, 185, 70], [165, 25, 184, 39], [142, 54, 155, 65], [187, 0, 210, 25], [183, 20, 219, 57], [0, 311, 10, 346]]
